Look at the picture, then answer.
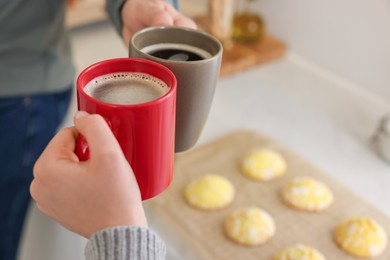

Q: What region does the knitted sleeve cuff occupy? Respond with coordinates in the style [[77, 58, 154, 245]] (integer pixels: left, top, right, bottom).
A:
[[105, 0, 180, 36], [105, 0, 126, 36], [85, 226, 166, 260]]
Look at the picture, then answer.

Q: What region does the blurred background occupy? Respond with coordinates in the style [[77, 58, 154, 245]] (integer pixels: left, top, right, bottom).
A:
[[51, 0, 390, 101], [182, 0, 390, 100], [18, 0, 390, 259]]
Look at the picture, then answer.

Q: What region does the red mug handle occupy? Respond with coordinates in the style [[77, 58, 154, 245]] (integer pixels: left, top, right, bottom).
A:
[[74, 116, 112, 161], [75, 134, 90, 161]]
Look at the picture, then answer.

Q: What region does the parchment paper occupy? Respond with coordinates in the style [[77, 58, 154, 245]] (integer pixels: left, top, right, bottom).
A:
[[145, 131, 390, 259]]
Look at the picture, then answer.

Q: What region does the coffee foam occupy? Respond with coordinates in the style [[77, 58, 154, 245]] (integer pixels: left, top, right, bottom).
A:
[[83, 72, 169, 105], [141, 43, 212, 60]]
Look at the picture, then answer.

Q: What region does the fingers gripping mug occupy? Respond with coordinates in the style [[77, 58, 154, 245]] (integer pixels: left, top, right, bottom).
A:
[[75, 58, 177, 200], [130, 26, 223, 152]]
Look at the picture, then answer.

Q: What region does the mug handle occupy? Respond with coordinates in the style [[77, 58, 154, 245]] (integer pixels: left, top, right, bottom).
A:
[[74, 115, 112, 161], [75, 134, 90, 161]]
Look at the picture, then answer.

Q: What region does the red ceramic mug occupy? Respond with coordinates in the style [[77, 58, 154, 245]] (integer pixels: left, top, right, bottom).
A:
[[75, 58, 177, 200]]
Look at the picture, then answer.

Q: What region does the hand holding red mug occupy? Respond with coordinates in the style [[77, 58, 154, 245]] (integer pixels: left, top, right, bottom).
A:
[[76, 58, 177, 200], [30, 112, 147, 238]]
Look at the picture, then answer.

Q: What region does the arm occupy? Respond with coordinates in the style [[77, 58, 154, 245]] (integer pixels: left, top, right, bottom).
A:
[[106, 0, 196, 46], [30, 111, 166, 260]]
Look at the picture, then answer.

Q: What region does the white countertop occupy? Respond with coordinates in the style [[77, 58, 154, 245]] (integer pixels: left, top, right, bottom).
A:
[[19, 23, 390, 260], [197, 53, 390, 215]]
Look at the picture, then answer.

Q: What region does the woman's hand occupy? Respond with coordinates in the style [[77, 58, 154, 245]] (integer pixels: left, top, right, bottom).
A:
[[30, 111, 147, 238]]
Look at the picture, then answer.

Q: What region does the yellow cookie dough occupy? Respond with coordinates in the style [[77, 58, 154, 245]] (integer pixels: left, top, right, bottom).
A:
[[281, 176, 333, 212], [184, 174, 234, 210], [334, 217, 387, 258], [225, 207, 275, 246], [274, 244, 326, 260], [241, 149, 287, 181]]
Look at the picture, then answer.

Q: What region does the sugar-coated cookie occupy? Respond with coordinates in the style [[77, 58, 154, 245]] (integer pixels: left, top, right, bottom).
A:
[[225, 207, 275, 246], [241, 149, 287, 181], [274, 244, 326, 260], [334, 217, 387, 258], [184, 174, 234, 210], [281, 176, 333, 212]]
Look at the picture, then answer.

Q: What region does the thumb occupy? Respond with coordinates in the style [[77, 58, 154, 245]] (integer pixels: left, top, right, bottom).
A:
[[149, 9, 174, 27], [74, 111, 122, 158]]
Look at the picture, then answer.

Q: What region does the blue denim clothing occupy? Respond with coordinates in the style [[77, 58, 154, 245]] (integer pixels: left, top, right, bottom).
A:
[[0, 87, 72, 260]]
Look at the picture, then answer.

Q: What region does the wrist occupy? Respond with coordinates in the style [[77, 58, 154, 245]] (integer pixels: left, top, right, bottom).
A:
[[85, 206, 147, 238]]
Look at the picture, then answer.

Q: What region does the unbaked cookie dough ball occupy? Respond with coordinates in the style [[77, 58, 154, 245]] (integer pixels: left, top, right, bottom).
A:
[[241, 149, 287, 181], [281, 176, 333, 212], [184, 174, 235, 210], [334, 217, 387, 258], [224, 207, 275, 246], [274, 244, 326, 260]]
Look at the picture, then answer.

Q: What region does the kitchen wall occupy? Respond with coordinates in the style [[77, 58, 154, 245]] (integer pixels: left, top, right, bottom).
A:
[[181, 0, 390, 103]]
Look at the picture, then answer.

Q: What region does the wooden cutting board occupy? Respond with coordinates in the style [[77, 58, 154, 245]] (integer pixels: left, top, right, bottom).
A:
[[194, 16, 287, 77], [145, 131, 390, 259], [219, 37, 286, 77]]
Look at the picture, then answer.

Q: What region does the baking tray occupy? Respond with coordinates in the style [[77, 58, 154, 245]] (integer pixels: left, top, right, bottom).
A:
[[146, 131, 390, 259]]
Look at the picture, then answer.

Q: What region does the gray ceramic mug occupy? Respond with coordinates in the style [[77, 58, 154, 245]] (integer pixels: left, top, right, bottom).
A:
[[130, 26, 223, 152]]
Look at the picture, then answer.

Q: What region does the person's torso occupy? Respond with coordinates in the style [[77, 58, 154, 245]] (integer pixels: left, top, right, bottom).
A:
[[0, 0, 74, 97]]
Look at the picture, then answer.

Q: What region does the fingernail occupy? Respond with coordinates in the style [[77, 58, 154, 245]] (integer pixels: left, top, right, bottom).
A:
[[74, 111, 89, 119]]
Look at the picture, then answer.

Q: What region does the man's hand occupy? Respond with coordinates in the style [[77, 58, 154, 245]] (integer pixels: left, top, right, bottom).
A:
[[121, 0, 197, 46]]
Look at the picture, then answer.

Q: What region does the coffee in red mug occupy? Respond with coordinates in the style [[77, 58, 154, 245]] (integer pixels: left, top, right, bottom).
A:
[[75, 58, 177, 200]]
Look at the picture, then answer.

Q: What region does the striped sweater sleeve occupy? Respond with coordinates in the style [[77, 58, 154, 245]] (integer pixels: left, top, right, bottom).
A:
[[85, 226, 166, 260]]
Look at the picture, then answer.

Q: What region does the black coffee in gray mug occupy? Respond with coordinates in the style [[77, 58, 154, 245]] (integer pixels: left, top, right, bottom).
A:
[[130, 26, 223, 153], [142, 43, 212, 62]]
